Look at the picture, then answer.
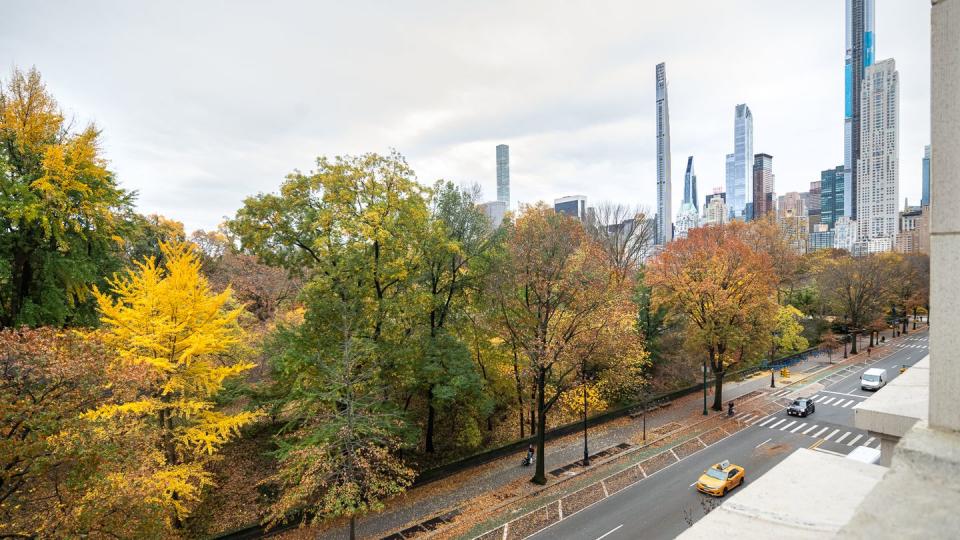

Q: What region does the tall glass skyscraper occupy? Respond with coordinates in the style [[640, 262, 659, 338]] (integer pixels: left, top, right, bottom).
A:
[[655, 62, 672, 245], [496, 144, 510, 208], [922, 145, 931, 206], [821, 165, 845, 229], [683, 156, 698, 212], [844, 0, 875, 220], [726, 104, 753, 220]]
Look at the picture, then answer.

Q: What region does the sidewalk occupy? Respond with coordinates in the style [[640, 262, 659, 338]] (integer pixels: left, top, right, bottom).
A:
[[276, 340, 899, 540]]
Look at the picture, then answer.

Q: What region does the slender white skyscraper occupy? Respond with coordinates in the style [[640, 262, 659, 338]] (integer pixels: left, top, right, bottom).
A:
[[844, 0, 876, 220], [496, 144, 510, 208], [683, 156, 698, 212], [856, 58, 898, 245], [726, 104, 753, 220], [655, 62, 672, 245]]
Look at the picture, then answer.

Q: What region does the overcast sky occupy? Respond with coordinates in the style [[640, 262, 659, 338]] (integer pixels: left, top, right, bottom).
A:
[[2, 0, 931, 232]]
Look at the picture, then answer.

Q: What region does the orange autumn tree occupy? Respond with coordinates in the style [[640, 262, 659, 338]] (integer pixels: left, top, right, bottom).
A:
[[494, 204, 644, 484], [648, 225, 777, 411], [84, 240, 257, 527]]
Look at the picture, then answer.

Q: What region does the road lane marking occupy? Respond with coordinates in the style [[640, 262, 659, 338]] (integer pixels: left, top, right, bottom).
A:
[[596, 524, 623, 540], [791, 422, 807, 433], [824, 429, 840, 441], [820, 390, 862, 397], [809, 439, 824, 449], [822, 397, 836, 405], [779, 420, 797, 431], [803, 424, 819, 435], [835, 432, 851, 444], [757, 416, 776, 427], [756, 437, 772, 448], [768, 419, 786, 429], [865, 436, 876, 447], [847, 434, 863, 446], [739, 414, 755, 423], [842, 400, 854, 408]]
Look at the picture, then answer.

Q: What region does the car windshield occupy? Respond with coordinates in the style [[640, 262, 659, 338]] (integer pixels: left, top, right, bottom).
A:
[[705, 468, 727, 480], [863, 374, 880, 382], [792, 400, 807, 407]]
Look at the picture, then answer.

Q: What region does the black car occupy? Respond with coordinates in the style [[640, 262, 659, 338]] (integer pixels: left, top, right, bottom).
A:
[[787, 398, 815, 417]]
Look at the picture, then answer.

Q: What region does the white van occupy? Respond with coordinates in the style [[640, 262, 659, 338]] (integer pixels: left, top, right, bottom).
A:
[[861, 368, 887, 391]]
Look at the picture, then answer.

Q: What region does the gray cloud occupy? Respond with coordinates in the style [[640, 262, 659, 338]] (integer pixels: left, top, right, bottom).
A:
[[1, 0, 930, 232]]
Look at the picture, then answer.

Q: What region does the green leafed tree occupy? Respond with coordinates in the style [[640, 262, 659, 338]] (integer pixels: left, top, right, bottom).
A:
[[417, 181, 494, 453], [231, 153, 425, 535], [0, 67, 134, 327]]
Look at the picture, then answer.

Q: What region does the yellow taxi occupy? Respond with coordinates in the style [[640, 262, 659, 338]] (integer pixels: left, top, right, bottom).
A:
[[695, 460, 745, 497]]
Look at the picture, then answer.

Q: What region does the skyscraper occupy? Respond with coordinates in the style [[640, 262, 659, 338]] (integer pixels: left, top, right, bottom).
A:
[[683, 156, 698, 212], [821, 165, 845, 228], [726, 104, 753, 220], [844, 0, 876, 220], [856, 58, 899, 246], [496, 144, 510, 208], [922, 145, 931, 207], [655, 63, 672, 245], [752, 153, 775, 220], [554, 195, 587, 220]]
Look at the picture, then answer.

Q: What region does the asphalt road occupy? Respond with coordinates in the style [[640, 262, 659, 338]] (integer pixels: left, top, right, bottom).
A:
[[528, 330, 929, 540]]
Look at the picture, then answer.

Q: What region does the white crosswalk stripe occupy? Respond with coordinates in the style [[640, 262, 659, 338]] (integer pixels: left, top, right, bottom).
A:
[[757, 416, 775, 426], [791, 422, 807, 433], [779, 420, 796, 431], [822, 397, 836, 405], [815, 396, 829, 403], [842, 400, 855, 408], [824, 429, 840, 441], [865, 436, 876, 447], [803, 424, 819, 435], [847, 434, 863, 447], [739, 414, 755, 423], [768, 419, 786, 429], [836, 432, 851, 444]]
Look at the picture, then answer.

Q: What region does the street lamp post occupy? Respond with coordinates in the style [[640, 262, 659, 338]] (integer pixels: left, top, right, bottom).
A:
[[582, 368, 589, 467], [702, 357, 708, 416]]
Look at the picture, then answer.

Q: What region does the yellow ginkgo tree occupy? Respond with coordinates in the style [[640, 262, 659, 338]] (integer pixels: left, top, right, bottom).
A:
[[84, 240, 257, 526]]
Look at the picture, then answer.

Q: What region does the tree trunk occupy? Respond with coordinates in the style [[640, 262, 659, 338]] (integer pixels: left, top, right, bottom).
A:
[[711, 369, 724, 412], [425, 385, 435, 453], [850, 331, 859, 354], [913, 308, 918, 329], [350, 515, 356, 540], [902, 316, 909, 334], [869, 332, 875, 347], [532, 368, 547, 485]]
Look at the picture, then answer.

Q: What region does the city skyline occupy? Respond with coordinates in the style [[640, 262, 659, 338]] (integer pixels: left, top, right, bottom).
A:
[[0, 1, 931, 233]]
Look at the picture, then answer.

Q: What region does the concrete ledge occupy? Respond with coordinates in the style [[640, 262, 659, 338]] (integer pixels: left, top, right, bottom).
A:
[[677, 449, 885, 540], [837, 421, 960, 539], [853, 356, 929, 438]]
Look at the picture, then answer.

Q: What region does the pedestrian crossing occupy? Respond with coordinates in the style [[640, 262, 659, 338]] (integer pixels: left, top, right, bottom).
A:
[[807, 394, 863, 408], [731, 409, 880, 449], [771, 388, 793, 398]]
